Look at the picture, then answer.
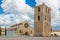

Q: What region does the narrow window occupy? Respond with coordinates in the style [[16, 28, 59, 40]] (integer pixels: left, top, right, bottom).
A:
[[47, 8, 49, 13], [31, 30, 32, 34], [19, 30, 21, 33], [46, 7, 47, 13], [38, 16, 40, 21], [38, 7, 40, 12]]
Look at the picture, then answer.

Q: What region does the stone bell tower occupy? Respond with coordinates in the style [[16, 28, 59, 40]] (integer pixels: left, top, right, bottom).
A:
[[34, 3, 51, 36]]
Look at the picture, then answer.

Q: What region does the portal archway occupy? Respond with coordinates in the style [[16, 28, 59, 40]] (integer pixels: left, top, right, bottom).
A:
[[25, 32, 29, 36]]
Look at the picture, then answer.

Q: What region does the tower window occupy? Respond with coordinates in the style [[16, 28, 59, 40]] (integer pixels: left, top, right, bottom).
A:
[[46, 7, 47, 13], [38, 7, 40, 12], [31, 30, 32, 34], [38, 16, 40, 21], [19, 30, 21, 33]]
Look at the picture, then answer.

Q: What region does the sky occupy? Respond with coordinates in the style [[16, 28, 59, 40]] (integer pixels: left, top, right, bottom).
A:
[[0, 0, 60, 30]]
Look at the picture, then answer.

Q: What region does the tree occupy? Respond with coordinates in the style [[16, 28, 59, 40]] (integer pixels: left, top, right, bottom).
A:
[[0, 27, 1, 35]]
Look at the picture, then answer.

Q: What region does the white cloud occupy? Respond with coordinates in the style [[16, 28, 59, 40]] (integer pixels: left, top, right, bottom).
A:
[[1, 0, 34, 28], [0, 14, 20, 25], [1, 0, 34, 14]]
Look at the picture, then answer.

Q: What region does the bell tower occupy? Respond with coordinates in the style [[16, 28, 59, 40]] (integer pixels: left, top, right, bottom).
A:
[[34, 3, 51, 36]]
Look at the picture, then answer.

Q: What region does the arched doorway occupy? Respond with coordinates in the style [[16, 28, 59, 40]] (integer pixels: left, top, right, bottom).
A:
[[25, 32, 29, 36]]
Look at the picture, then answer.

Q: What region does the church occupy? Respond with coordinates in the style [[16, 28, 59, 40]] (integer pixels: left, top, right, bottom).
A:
[[8, 20, 34, 36], [34, 3, 51, 37], [7, 3, 52, 37]]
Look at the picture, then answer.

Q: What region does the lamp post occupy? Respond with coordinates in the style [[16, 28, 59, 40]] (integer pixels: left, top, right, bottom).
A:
[[5, 26, 7, 36]]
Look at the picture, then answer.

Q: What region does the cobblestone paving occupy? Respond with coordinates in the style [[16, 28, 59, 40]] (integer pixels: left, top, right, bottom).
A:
[[0, 36, 60, 40]]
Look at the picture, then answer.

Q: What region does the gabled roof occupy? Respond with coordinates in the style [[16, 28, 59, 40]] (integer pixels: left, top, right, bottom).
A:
[[11, 23, 22, 27], [8, 23, 22, 31], [9, 20, 29, 31]]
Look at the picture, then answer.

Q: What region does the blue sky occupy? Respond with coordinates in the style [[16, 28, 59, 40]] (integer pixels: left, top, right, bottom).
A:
[[0, 0, 4, 14], [26, 0, 36, 7], [0, 0, 60, 30]]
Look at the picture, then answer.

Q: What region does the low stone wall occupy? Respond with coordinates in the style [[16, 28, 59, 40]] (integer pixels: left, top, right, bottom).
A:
[[0, 36, 60, 40]]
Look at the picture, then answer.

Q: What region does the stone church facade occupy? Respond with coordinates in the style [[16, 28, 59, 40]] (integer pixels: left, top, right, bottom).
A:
[[34, 3, 51, 36], [8, 20, 34, 36], [17, 20, 34, 36]]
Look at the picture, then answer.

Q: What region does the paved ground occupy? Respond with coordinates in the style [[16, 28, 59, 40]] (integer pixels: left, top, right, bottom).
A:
[[0, 36, 60, 40]]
